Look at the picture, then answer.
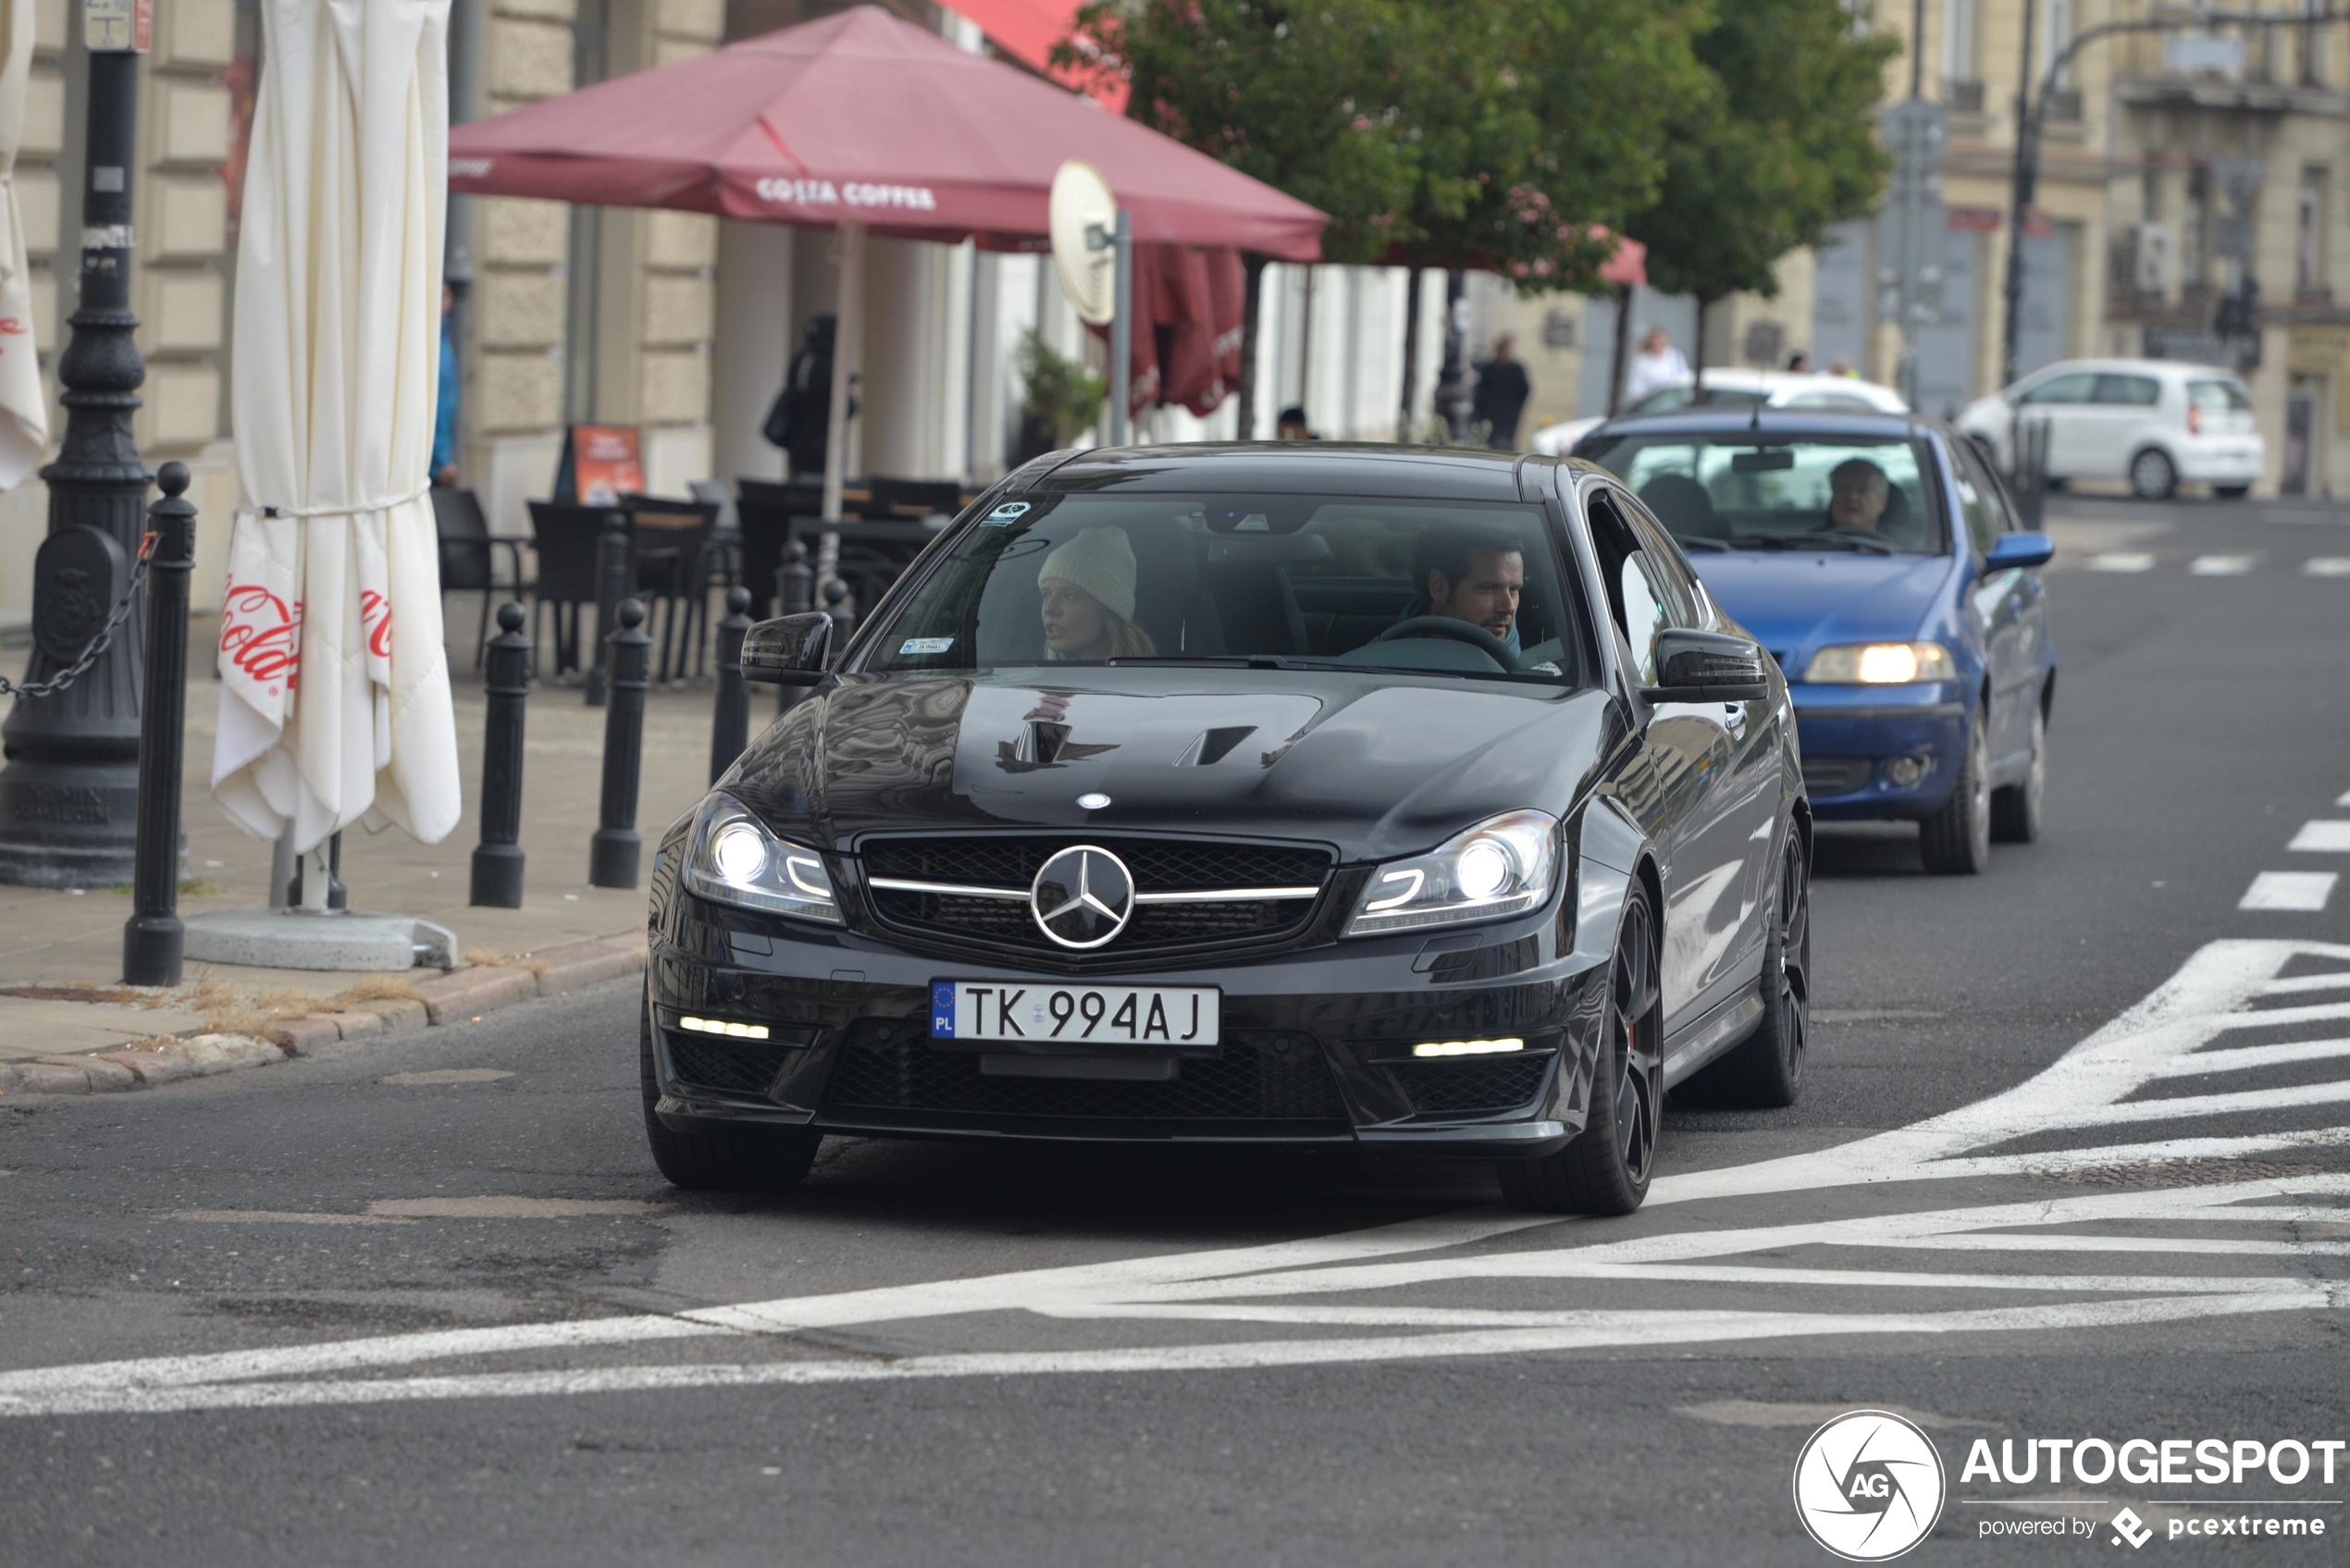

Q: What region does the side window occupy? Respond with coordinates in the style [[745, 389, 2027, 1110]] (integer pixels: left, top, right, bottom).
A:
[[1952, 439, 2022, 537], [2092, 374, 2161, 407], [1948, 446, 2002, 556], [2018, 371, 2095, 406], [1616, 496, 1701, 626], [1587, 492, 1679, 685]]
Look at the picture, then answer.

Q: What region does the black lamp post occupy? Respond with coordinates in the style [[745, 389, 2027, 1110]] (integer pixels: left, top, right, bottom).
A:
[[0, 43, 149, 887]]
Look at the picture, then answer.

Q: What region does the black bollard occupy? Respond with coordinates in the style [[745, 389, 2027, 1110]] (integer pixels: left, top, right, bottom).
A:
[[778, 538, 813, 716], [470, 600, 532, 908], [585, 510, 630, 708], [589, 598, 651, 889], [122, 463, 196, 987], [709, 586, 753, 785], [326, 831, 347, 910], [822, 576, 857, 654]]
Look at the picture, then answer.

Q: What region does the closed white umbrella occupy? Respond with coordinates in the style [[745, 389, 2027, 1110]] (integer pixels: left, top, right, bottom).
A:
[[0, 0, 47, 487], [212, 0, 461, 875]]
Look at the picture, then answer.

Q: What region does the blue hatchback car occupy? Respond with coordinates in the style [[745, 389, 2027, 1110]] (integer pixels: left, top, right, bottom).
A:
[[1577, 410, 2055, 874]]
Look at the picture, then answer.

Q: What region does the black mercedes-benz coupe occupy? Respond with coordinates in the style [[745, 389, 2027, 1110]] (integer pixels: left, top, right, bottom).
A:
[[643, 444, 1811, 1214]]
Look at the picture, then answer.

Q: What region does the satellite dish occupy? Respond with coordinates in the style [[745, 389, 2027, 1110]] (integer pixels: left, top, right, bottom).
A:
[[1050, 160, 1119, 326]]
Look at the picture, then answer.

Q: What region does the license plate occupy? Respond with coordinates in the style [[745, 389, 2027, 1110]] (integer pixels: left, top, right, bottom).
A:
[[931, 981, 1220, 1045]]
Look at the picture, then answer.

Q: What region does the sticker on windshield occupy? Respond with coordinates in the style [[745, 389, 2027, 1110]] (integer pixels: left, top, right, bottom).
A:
[[983, 501, 1031, 525], [899, 636, 955, 656]]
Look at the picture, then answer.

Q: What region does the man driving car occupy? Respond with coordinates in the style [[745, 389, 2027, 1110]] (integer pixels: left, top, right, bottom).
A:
[[1826, 458, 1894, 534], [1411, 533, 1526, 652]]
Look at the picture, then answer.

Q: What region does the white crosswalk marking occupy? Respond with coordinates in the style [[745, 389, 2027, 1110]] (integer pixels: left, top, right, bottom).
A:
[[2083, 551, 2156, 573], [2305, 557, 2350, 578], [2188, 553, 2257, 575], [2288, 821, 2350, 853], [2240, 870, 2339, 911], [3, 941, 2347, 1418]]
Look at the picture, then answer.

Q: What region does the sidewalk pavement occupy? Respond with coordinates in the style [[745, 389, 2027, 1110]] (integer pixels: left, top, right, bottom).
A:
[[0, 605, 746, 1094]]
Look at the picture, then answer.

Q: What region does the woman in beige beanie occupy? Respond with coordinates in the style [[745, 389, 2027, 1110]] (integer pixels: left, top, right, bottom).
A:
[[1037, 526, 1156, 661]]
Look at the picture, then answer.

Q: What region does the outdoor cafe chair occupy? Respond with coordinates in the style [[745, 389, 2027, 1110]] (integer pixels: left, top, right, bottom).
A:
[[526, 500, 623, 677], [431, 487, 532, 669], [621, 494, 723, 684]]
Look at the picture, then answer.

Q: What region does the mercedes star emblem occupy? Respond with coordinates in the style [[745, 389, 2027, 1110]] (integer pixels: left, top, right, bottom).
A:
[[1030, 845, 1135, 949]]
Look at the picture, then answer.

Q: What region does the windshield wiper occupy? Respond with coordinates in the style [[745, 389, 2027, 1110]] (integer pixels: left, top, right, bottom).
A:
[[1671, 533, 1731, 552], [1746, 531, 1896, 554]]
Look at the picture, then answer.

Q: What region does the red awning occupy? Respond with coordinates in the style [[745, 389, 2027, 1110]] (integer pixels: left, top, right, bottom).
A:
[[937, 0, 1126, 113], [447, 5, 1323, 261]]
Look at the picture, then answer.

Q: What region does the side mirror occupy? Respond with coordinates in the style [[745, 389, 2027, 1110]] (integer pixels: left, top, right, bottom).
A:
[[1640, 628, 1770, 703], [1985, 531, 2054, 570], [741, 612, 832, 685]]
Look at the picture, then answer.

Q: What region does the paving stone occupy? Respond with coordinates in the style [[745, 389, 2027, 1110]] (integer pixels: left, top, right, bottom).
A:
[[362, 999, 430, 1034], [410, 966, 538, 1025], [532, 939, 644, 994], [269, 1016, 344, 1054], [46, 1056, 139, 1092], [93, 1051, 197, 1087], [330, 1010, 383, 1040], [3, 1061, 93, 1094]]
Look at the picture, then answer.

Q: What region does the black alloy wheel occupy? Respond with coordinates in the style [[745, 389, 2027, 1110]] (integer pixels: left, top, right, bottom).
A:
[[1920, 712, 1991, 875], [639, 989, 822, 1193], [1497, 886, 1662, 1215], [1696, 831, 1809, 1108]]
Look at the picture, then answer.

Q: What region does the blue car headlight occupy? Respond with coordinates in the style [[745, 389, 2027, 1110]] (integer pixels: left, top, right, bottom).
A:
[[1802, 641, 1957, 684], [681, 793, 841, 923], [1345, 809, 1561, 937]]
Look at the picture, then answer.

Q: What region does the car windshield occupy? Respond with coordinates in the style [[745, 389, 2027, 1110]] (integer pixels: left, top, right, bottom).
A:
[[1577, 432, 1948, 555], [860, 494, 1586, 686]]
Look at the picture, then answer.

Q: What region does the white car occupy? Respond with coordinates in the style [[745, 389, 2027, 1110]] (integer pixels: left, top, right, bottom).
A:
[[1529, 368, 1908, 456], [1958, 358, 2263, 500]]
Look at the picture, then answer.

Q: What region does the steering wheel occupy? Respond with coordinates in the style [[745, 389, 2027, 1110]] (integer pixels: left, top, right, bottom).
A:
[[1371, 615, 1518, 672]]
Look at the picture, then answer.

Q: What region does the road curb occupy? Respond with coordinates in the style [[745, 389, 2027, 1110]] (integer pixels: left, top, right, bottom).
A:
[[0, 928, 649, 1100]]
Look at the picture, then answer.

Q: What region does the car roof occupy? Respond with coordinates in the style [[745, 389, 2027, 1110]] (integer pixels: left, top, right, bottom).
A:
[[1022, 441, 1548, 502], [2019, 357, 2244, 381]]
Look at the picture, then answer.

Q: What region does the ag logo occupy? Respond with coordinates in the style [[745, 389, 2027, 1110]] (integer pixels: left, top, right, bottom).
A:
[[1792, 1410, 1947, 1561]]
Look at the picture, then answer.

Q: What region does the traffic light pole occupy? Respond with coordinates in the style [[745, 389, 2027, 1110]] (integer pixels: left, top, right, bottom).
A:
[[1999, 7, 2349, 389]]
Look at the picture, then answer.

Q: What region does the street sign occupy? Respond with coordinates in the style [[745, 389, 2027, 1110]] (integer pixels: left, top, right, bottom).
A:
[[81, 0, 152, 53]]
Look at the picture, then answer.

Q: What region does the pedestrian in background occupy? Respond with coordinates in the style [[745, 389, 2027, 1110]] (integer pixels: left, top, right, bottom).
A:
[[764, 314, 852, 480], [431, 281, 459, 488], [1471, 335, 1531, 450], [1787, 350, 1812, 374], [1624, 326, 1688, 404], [1276, 405, 1316, 440]]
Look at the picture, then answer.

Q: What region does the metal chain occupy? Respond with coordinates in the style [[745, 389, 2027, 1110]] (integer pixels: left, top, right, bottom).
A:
[[0, 532, 158, 701]]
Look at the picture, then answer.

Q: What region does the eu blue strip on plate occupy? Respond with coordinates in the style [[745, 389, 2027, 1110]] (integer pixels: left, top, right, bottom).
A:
[[930, 982, 956, 1038]]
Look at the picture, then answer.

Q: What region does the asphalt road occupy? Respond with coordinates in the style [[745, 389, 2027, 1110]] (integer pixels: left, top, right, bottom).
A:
[[3, 492, 2347, 1567]]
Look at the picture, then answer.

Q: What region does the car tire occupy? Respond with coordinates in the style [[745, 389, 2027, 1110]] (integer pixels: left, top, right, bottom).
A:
[[1990, 700, 2047, 845], [1919, 713, 1991, 875], [2129, 447, 2178, 500], [1692, 829, 1808, 1108], [639, 991, 822, 1193], [1496, 883, 1661, 1216], [2215, 484, 2251, 500]]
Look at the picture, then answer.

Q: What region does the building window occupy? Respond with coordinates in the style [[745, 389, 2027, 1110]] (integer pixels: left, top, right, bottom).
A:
[[2045, 0, 2075, 86], [2183, 167, 2209, 289], [2305, 0, 2331, 85], [2296, 167, 2328, 299], [1942, 0, 1978, 87]]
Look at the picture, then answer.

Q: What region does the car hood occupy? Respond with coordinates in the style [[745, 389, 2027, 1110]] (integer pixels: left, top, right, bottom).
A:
[[722, 668, 1623, 865], [1690, 551, 1956, 660]]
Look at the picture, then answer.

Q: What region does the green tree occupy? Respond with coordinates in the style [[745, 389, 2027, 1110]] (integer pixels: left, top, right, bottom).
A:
[[1058, 0, 1419, 437], [1626, 0, 1895, 390]]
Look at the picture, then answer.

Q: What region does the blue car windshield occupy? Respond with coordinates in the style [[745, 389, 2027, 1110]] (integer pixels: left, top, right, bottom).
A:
[[1579, 433, 1949, 556], [859, 493, 1587, 687]]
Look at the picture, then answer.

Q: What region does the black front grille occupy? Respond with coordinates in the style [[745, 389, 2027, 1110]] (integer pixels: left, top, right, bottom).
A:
[[1801, 757, 1873, 797], [1386, 1055, 1552, 1117], [668, 1033, 797, 1098], [860, 834, 1332, 957], [822, 1018, 1346, 1128]]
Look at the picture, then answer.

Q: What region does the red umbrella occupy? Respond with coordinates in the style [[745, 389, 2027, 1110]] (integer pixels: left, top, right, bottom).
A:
[[447, 5, 1324, 262], [936, 0, 1127, 114]]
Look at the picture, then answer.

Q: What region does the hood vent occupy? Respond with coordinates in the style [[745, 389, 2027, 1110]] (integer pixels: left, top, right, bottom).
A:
[[1172, 725, 1256, 767]]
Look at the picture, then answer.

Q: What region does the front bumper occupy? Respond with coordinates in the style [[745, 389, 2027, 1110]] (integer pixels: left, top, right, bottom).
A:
[[647, 892, 1614, 1156], [1789, 681, 1968, 821]]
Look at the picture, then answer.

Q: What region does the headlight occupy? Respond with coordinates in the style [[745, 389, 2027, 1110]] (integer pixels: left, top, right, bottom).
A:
[[680, 794, 841, 923], [1345, 809, 1560, 937], [1802, 641, 1957, 684]]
